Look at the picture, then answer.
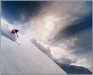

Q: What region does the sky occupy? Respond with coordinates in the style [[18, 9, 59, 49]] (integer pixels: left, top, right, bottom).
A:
[[1, 1, 92, 71]]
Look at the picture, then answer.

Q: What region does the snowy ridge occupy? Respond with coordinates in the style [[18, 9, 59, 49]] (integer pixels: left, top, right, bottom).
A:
[[1, 32, 66, 74]]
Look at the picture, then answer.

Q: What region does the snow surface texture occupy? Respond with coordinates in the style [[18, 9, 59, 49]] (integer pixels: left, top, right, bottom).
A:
[[0, 22, 66, 74]]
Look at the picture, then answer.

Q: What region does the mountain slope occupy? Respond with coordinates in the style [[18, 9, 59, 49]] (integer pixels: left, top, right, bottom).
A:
[[56, 62, 92, 74], [0, 34, 66, 74]]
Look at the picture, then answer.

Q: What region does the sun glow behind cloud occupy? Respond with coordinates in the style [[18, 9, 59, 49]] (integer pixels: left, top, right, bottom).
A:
[[21, 1, 91, 43], [24, 15, 60, 42], [44, 17, 55, 32]]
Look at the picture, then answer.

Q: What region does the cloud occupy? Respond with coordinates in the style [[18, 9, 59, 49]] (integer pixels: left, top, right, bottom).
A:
[[31, 37, 92, 71], [43, 1, 92, 43], [18, 1, 92, 43], [50, 46, 88, 69]]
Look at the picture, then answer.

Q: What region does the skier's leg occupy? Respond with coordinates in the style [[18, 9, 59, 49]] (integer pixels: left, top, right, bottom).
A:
[[17, 35, 18, 37]]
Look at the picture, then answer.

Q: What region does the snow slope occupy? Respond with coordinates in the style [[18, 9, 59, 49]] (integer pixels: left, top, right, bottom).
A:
[[0, 33, 66, 74]]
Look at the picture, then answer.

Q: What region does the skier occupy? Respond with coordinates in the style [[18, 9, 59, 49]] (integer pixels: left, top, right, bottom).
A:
[[11, 28, 20, 45], [11, 29, 19, 37]]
